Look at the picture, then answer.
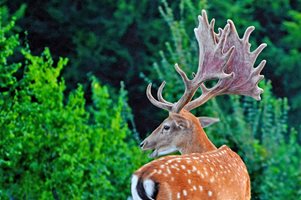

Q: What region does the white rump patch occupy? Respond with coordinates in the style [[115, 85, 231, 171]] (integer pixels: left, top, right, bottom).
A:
[[144, 179, 155, 199], [131, 175, 142, 200]]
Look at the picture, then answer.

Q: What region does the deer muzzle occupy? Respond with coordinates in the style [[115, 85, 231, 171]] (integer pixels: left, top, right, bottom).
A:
[[140, 140, 155, 150]]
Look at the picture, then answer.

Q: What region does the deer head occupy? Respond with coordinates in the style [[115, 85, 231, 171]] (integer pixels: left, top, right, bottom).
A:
[[140, 110, 219, 158], [140, 9, 266, 158]]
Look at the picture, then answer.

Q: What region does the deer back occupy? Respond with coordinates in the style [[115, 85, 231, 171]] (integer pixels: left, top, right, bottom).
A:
[[132, 146, 250, 200]]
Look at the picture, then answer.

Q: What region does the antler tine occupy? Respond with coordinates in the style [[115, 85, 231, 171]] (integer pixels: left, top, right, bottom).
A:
[[252, 43, 267, 61], [157, 81, 173, 105], [175, 63, 190, 85], [242, 26, 255, 43], [146, 83, 173, 111], [172, 64, 195, 113], [201, 9, 210, 27], [185, 19, 267, 111]]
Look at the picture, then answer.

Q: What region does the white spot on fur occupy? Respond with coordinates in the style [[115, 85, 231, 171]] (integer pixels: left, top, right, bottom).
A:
[[177, 192, 181, 199], [188, 179, 192, 184], [183, 189, 187, 196], [199, 185, 203, 191], [181, 165, 186, 170], [193, 185, 197, 191], [208, 191, 213, 197], [171, 165, 180, 171]]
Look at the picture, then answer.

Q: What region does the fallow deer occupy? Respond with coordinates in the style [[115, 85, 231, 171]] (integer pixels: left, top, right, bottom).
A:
[[131, 10, 266, 200]]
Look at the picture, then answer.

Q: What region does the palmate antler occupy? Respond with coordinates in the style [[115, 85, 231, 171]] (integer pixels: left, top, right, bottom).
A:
[[147, 10, 266, 113]]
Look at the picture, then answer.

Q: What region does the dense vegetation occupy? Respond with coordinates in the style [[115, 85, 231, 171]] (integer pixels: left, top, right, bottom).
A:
[[5, 0, 301, 133], [1, 0, 300, 199], [0, 10, 147, 199]]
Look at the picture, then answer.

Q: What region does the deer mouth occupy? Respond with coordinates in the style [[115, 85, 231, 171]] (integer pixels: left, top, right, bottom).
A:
[[140, 140, 155, 150], [149, 149, 159, 158], [140, 140, 178, 158]]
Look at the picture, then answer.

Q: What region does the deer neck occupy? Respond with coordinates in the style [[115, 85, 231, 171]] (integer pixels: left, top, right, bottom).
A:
[[180, 125, 217, 154]]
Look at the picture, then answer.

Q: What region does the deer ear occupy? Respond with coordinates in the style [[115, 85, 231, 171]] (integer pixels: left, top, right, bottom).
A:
[[198, 117, 220, 128]]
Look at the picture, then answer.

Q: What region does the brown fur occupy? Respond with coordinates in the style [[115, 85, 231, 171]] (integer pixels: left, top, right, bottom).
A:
[[134, 110, 251, 199], [134, 146, 250, 200]]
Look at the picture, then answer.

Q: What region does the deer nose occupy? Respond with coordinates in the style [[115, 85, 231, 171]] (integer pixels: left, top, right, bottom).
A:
[[140, 141, 147, 149]]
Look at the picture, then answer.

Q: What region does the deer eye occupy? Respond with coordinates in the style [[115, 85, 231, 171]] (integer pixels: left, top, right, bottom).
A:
[[163, 125, 170, 131]]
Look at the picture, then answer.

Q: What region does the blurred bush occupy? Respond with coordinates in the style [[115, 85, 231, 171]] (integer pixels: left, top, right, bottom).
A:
[[0, 10, 147, 199], [148, 1, 301, 199]]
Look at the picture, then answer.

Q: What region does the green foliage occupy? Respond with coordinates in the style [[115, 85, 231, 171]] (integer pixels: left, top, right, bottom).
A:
[[7, 0, 301, 132], [149, 1, 301, 199], [0, 12, 147, 199], [1, 0, 301, 198], [5, 0, 178, 132]]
